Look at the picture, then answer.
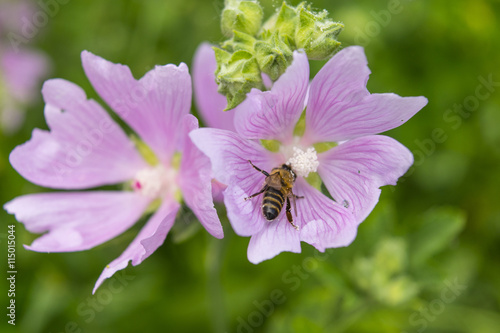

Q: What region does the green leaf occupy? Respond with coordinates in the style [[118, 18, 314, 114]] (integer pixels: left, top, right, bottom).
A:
[[292, 316, 324, 333], [375, 275, 419, 306], [355, 199, 397, 251], [170, 211, 202, 243], [409, 206, 466, 267]]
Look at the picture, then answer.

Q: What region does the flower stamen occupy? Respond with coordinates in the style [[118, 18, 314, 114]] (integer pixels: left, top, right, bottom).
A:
[[286, 146, 319, 178]]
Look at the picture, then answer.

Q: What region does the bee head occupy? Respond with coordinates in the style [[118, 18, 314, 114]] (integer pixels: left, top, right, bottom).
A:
[[282, 164, 297, 181]]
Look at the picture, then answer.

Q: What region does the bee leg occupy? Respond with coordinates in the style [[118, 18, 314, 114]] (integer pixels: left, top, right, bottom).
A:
[[248, 160, 270, 177], [291, 192, 304, 217], [286, 197, 299, 231], [244, 186, 267, 201]]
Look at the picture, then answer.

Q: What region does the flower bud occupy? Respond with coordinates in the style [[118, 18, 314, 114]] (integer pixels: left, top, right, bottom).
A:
[[262, 2, 297, 39], [254, 31, 293, 81], [221, 0, 263, 37], [213, 47, 264, 110], [295, 4, 343, 60], [263, 2, 343, 61], [221, 30, 256, 53]]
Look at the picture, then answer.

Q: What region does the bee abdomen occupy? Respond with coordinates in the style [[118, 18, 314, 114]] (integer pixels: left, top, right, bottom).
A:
[[262, 187, 285, 221]]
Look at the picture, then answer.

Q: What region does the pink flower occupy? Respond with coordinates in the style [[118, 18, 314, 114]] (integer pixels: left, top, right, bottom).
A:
[[0, 1, 50, 133], [190, 46, 427, 263], [0, 48, 49, 132], [4, 51, 223, 293]]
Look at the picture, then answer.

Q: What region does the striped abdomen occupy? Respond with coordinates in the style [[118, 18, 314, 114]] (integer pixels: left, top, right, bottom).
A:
[[262, 187, 285, 221]]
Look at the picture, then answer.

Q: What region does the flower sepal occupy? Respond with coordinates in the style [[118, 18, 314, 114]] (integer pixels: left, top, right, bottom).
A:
[[221, 0, 263, 37], [254, 31, 294, 81], [294, 3, 343, 60], [263, 2, 343, 60], [213, 46, 264, 110]]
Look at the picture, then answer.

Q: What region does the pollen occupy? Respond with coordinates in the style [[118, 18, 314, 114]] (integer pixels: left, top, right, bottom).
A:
[[286, 146, 319, 178]]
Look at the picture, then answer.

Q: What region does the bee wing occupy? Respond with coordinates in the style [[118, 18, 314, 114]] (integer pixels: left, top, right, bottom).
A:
[[291, 192, 298, 216], [265, 173, 282, 190]]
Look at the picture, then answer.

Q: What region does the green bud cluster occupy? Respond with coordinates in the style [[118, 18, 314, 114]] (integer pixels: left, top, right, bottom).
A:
[[215, 0, 343, 110], [351, 238, 420, 306]]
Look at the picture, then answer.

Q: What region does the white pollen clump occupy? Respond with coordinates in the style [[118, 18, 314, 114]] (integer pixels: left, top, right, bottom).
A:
[[133, 165, 177, 199], [286, 147, 319, 178]]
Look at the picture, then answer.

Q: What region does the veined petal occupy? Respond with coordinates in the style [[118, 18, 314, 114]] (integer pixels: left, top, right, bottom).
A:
[[247, 214, 302, 264], [317, 135, 413, 222], [245, 177, 311, 262], [81, 51, 191, 163], [178, 115, 223, 239], [303, 46, 427, 143], [93, 199, 180, 293], [233, 51, 309, 144], [4, 191, 151, 252], [236, 177, 358, 262], [193, 43, 234, 131], [10, 79, 147, 189], [296, 179, 358, 252], [189, 128, 277, 186], [224, 182, 266, 237], [228, 169, 309, 239], [190, 128, 282, 237]]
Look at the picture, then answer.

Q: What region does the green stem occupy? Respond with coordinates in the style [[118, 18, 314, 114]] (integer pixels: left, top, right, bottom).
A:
[[205, 234, 227, 332]]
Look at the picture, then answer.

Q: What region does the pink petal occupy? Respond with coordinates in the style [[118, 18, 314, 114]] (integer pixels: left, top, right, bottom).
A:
[[81, 51, 191, 163], [189, 128, 277, 187], [244, 178, 313, 262], [296, 179, 358, 252], [223, 182, 267, 237], [192, 43, 234, 131], [303, 46, 427, 144], [178, 115, 223, 238], [189, 128, 280, 236], [211, 179, 227, 202], [93, 200, 180, 293], [4, 191, 151, 252], [9, 79, 147, 189], [247, 178, 357, 262], [247, 214, 302, 263], [224, 165, 310, 238], [233, 51, 309, 144], [1, 48, 49, 102], [317, 135, 413, 222]]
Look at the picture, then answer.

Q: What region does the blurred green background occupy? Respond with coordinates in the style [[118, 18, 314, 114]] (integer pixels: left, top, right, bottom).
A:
[[1, 0, 500, 332]]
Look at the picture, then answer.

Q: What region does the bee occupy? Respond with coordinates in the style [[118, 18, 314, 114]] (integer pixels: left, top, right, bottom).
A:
[[244, 160, 303, 230]]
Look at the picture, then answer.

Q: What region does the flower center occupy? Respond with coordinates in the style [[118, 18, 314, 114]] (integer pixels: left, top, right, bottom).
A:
[[132, 165, 178, 199], [286, 146, 319, 178]]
